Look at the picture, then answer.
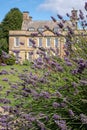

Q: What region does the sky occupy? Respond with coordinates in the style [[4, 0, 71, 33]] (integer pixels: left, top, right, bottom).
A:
[[0, 0, 86, 22]]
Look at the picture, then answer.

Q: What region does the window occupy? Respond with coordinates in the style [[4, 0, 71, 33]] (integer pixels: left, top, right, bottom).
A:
[[38, 27, 44, 32], [46, 37, 51, 47], [14, 37, 19, 47], [28, 27, 35, 31], [54, 38, 58, 47], [27, 52, 33, 61], [53, 27, 59, 32], [38, 38, 42, 47], [28, 39, 33, 47]]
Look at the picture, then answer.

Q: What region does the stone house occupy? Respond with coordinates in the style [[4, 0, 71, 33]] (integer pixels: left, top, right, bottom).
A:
[[9, 10, 78, 62]]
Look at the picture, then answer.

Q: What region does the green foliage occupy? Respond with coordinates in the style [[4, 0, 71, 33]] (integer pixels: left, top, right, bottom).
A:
[[0, 38, 8, 53], [0, 8, 22, 52], [2, 8, 22, 33], [2, 54, 16, 65], [71, 35, 87, 60], [23, 59, 33, 66]]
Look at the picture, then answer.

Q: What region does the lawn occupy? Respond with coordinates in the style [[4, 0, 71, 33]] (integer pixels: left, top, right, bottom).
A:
[[0, 64, 33, 106], [0, 60, 87, 130]]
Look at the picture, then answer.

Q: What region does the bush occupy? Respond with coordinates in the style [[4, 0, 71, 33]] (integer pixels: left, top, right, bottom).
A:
[[3, 54, 16, 65], [23, 59, 32, 66]]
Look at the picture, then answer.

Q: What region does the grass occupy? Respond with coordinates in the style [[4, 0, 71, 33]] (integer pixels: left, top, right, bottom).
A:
[[0, 64, 33, 106]]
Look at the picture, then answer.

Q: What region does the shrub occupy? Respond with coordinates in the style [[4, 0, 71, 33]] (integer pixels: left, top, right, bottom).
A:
[[2, 53, 16, 65], [23, 59, 33, 66]]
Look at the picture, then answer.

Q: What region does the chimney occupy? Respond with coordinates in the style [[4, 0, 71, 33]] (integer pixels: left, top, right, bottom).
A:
[[71, 9, 78, 21], [23, 11, 29, 21], [29, 16, 32, 21], [70, 9, 78, 29]]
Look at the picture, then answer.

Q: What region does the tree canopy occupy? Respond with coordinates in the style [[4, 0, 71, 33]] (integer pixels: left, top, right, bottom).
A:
[[0, 8, 23, 53]]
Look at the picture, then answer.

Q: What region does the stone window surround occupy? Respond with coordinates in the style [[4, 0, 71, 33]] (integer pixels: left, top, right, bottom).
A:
[[14, 37, 20, 47]]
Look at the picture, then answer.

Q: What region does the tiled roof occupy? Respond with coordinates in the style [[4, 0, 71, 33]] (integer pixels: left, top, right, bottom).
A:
[[21, 20, 76, 31], [22, 20, 57, 30]]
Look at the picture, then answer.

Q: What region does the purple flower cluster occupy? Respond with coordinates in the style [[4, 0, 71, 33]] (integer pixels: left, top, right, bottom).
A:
[[0, 2, 87, 130], [80, 114, 87, 124], [85, 2, 87, 11], [0, 70, 9, 75], [55, 120, 67, 130]]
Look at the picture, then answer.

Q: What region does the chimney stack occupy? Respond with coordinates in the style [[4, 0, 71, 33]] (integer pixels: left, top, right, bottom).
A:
[[71, 9, 78, 29], [23, 11, 29, 21], [23, 11, 32, 22], [29, 16, 32, 21], [71, 9, 78, 21]]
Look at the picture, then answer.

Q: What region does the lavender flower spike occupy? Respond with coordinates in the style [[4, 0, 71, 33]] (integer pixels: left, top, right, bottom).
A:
[[85, 2, 87, 11], [57, 14, 63, 19], [51, 16, 56, 22]]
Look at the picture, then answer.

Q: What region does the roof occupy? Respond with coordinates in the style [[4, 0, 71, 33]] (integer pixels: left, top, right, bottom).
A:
[[21, 19, 76, 31]]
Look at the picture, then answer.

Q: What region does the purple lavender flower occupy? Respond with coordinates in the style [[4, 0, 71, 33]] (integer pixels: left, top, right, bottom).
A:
[[79, 14, 84, 20], [80, 113, 87, 124], [64, 50, 70, 56], [58, 22, 64, 28], [68, 109, 74, 117], [79, 10, 84, 20], [56, 91, 62, 98], [84, 2, 87, 11], [72, 82, 77, 88], [67, 26, 74, 35], [13, 50, 20, 53], [1, 63, 7, 66], [0, 70, 8, 75], [53, 114, 61, 120], [66, 13, 70, 17], [0, 98, 11, 104], [40, 91, 50, 99], [6, 90, 11, 96], [51, 16, 56, 22], [65, 61, 72, 66], [20, 42, 24, 45], [2, 106, 11, 112], [57, 14, 63, 19], [80, 80, 87, 85], [29, 39, 36, 45], [37, 120, 45, 129], [31, 32, 38, 37], [55, 120, 67, 130], [53, 102, 60, 108], [2, 78, 8, 82], [60, 102, 66, 108], [56, 65, 63, 72], [71, 69, 78, 74], [64, 57, 69, 62], [11, 84, 18, 89], [44, 25, 50, 30]]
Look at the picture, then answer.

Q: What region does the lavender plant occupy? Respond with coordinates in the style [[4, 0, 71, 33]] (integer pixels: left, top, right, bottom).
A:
[[0, 2, 87, 130]]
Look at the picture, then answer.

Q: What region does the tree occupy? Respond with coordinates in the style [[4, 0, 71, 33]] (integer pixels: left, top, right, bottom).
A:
[[0, 8, 23, 52]]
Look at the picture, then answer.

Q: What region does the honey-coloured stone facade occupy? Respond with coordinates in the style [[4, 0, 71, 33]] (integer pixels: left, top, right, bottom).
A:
[[9, 10, 78, 62]]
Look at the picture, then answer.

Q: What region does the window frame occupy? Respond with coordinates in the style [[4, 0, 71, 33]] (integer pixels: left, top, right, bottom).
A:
[[38, 37, 43, 47], [38, 27, 44, 32], [53, 27, 59, 32], [28, 27, 35, 31], [54, 38, 58, 47], [28, 38, 33, 47], [46, 37, 51, 47], [14, 37, 20, 47]]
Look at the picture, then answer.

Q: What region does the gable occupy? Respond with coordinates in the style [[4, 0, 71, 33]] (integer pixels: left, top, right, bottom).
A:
[[41, 30, 54, 37]]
